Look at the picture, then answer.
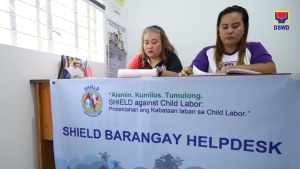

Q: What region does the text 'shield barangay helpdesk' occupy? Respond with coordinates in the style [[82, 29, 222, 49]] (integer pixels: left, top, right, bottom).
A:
[[32, 74, 300, 169]]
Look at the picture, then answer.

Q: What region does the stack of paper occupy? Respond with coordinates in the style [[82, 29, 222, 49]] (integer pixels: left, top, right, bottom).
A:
[[118, 69, 157, 78]]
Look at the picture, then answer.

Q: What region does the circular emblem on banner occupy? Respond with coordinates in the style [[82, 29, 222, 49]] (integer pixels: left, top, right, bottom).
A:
[[82, 90, 103, 117]]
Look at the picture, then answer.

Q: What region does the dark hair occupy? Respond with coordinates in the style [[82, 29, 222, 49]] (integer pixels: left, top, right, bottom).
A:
[[214, 5, 249, 70], [140, 25, 176, 63]]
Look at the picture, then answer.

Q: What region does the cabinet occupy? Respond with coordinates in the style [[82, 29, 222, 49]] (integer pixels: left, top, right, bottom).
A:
[[31, 80, 55, 169]]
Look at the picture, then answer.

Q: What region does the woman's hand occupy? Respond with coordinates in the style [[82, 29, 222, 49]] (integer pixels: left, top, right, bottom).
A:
[[218, 63, 277, 74], [179, 66, 193, 76], [217, 66, 235, 73]]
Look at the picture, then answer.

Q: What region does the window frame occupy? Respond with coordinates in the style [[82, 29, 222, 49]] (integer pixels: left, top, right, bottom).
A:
[[0, 0, 105, 63]]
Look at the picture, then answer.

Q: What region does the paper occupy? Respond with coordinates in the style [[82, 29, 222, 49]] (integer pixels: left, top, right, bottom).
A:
[[193, 66, 262, 75], [192, 66, 225, 76], [226, 68, 262, 74], [118, 69, 157, 78]]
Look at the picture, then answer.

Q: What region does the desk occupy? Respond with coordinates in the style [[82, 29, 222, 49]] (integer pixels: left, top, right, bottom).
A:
[[32, 75, 300, 169], [30, 80, 54, 169]]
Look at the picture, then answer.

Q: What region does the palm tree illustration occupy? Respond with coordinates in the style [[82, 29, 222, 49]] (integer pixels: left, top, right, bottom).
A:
[[112, 160, 121, 169], [154, 153, 184, 169], [99, 152, 111, 169]]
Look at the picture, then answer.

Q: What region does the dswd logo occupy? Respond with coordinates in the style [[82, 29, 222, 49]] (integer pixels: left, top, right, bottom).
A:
[[82, 85, 103, 117], [274, 10, 290, 30]]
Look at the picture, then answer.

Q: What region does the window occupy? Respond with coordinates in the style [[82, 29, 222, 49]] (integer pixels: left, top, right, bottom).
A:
[[0, 0, 105, 63]]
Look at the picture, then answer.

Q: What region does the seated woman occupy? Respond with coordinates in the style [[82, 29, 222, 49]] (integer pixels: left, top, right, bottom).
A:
[[180, 5, 276, 76], [128, 25, 183, 76]]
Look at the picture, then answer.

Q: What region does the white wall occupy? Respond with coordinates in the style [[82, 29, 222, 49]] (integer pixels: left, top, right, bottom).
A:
[[126, 0, 300, 73], [0, 44, 106, 169]]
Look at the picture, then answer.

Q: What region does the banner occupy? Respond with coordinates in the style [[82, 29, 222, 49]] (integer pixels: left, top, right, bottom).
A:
[[50, 75, 300, 169]]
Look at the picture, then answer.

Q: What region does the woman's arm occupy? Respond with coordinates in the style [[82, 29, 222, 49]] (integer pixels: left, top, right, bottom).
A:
[[219, 62, 277, 74], [160, 69, 181, 76], [161, 53, 183, 76], [232, 42, 276, 74], [179, 66, 193, 76], [127, 55, 141, 69]]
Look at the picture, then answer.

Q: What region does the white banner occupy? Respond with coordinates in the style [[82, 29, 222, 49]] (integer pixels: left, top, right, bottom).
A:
[[50, 75, 300, 169]]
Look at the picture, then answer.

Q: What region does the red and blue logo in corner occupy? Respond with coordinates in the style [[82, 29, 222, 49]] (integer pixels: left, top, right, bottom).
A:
[[274, 10, 290, 30]]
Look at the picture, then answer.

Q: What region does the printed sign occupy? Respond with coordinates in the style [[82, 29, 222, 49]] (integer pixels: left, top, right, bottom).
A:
[[50, 75, 300, 169]]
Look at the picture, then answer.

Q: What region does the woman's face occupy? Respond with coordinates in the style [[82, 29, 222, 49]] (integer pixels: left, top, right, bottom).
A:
[[218, 12, 245, 49], [143, 31, 162, 59]]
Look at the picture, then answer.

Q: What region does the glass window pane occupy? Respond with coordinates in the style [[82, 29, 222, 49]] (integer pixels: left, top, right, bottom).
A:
[[0, 0, 105, 63], [39, 0, 47, 9], [89, 19, 95, 31], [94, 9, 104, 63], [53, 42, 76, 56], [89, 8, 95, 20], [57, 1, 73, 10], [52, 1, 74, 22], [22, 0, 36, 6], [78, 26, 88, 39], [78, 37, 88, 50], [0, 12, 10, 29], [16, 17, 37, 36], [39, 24, 48, 39], [17, 33, 38, 50], [0, 29, 11, 45], [78, 14, 88, 27], [77, 2, 88, 17], [89, 30, 95, 41], [15, 1, 36, 20], [52, 15, 75, 34], [96, 10, 104, 19], [52, 30, 75, 46], [40, 39, 48, 52], [0, 1, 9, 11], [39, 9, 48, 25], [89, 41, 96, 52]]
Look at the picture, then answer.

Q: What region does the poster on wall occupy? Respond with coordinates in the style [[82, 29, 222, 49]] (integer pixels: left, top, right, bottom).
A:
[[106, 18, 127, 78], [106, 0, 126, 21]]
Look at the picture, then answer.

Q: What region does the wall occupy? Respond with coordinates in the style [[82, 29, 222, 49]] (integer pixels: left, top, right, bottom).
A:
[[126, 0, 300, 73], [0, 44, 106, 169]]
